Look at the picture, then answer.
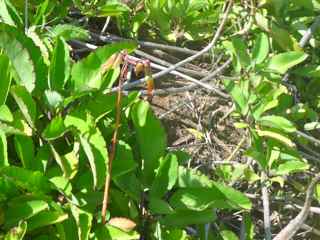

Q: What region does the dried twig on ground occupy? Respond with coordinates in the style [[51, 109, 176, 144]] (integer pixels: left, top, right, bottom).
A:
[[273, 173, 320, 240]]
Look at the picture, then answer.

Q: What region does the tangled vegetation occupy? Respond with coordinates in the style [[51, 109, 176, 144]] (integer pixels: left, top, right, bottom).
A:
[[1, 0, 320, 239]]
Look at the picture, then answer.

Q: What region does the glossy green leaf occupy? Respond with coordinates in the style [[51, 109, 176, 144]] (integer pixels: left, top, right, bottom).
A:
[[270, 22, 301, 51], [0, 130, 8, 166], [80, 128, 108, 189], [150, 153, 178, 198], [50, 176, 72, 196], [252, 33, 269, 64], [0, 0, 16, 26], [0, 54, 11, 105], [275, 160, 309, 175], [161, 209, 216, 227], [71, 41, 136, 92], [256, 129, 295, 147], [213, 182, 252, 210], [131, 101, 166, 184], [112, 140, 137, 178], [70, 205, 92, 240], [14, 135, 34, 169], [220, 230, 239, 240], [266, 51, 308, 74], [177, 166, 212, 188], [44, 90, 64, 110], [10, 85, 37, 129], [49, 37, 70, 90], [169, 187, 227, 211], [93, 224, 139, 240], [0, 105, 13, 122], [97, 2, 131, 17], [27, 211, 68, 231], [5, 200, 48, 228], [231, 37, 251, 68], [49, 24, 89, 41], [0, 166, 51, 193], [149, 197, 174, 215], [42, 116, 67, 140], [258, 115, 296, 132], [4, 221, 27, 240], [0, 23, 48, 92]]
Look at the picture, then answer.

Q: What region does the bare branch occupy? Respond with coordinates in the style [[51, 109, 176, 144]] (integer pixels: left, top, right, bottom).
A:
[[273, 173, 320, 240]]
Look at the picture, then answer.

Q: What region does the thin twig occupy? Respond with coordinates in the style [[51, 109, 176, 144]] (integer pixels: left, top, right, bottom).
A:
[[134, 49, 208, 77], [296, 130, 320, 146], [262, 172, 272, 240], [91, 32, 209, 57], [101, 16, 111, 34], [129, 58, 232, 98], [273, 173, 320, 240], [101, 56, 126, 224]]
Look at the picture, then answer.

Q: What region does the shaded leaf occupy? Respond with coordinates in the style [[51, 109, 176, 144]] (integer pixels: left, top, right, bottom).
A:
[[131, 101, 166, 184], [5, 200, 48, 228], [27, 211, 68, 231], [150, 153, 178, 198], [10, 85, 37, 129], [49, 37, 70, 90], [0, 54, 11, 105], [0, 23, 48, 92]]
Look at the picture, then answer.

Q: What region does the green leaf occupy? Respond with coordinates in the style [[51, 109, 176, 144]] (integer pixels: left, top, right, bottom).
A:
[[80, 128, 108, 189], [293, 65, 320, 78], [49, 144, 79, 179], [270, 22, 301, 51], [304, 122, 320, 131], [224, 79, 249, 115], [0, 0, 18, 26], [220, 230, 239, 240], [71, 41, 136, 92], [49, 37, 70, 91], [0, 130, 8, 166], [161, 209, 216, 227], [0, 54, 11, 105], [0, 105, 13, 122], [150, 153, 178, 198], [255, 129, 295, 147], [97, 2, 131, 17], [93, 224, 139, 240], [4, 221, 27, 240], [275, 160, 309, 175], [131, 101, 166, 184], [213, 182, 252, 210], [0, 23, 48, 92], [44, 90, 64, 110], [14, 135, 34, 169], [112, 140, 137, 178], [0, 166, 51, 193], [252, 33, 269, 64], [258, 115, 296, 132], [49, 24, 89, 41], [177, 166, 213, 188], [231, 37, 251, 68], [70, 205, 92, 240], [42, 116, 67, 140], [27, 211, 68, 231], [50, 176, 72, 196], [169, 187, 227, 211], [149, 198, 174, 214], [5, 200, 48, 228], [10, 85, 37, 129], [266, 51, 308, 74]]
